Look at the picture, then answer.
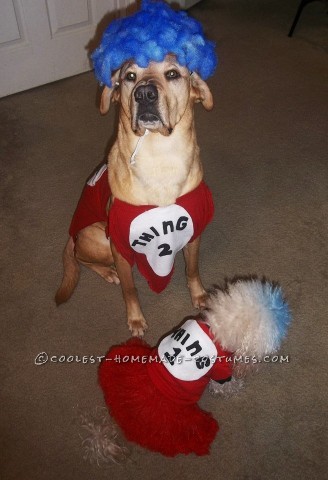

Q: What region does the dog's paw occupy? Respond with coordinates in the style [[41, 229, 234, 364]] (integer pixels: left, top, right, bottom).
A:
[[191, 292, 208, 309], [187, 276, 208, 309], [188, 282, 208, 309], [128, 317, 148, 337], [85, 263, 120, 285], [104, 267, 120, 285]]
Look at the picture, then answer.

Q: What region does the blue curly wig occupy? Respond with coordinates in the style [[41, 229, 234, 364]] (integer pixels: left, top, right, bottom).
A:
[[91, 0, 218, 87]]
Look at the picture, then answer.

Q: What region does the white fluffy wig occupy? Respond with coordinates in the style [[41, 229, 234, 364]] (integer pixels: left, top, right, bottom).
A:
[[205, 279, 291, 358]]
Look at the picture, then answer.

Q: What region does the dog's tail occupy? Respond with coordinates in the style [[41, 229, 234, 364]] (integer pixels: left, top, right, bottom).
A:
[[55, 237, 80, 305]]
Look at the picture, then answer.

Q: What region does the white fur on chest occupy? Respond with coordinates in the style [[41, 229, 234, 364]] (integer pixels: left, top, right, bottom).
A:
[[109, 129, 200, 207], [131, 153, 189, 205], [130, 131, 197, 206]]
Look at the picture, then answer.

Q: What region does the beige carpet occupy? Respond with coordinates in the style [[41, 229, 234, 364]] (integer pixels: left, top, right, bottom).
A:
[[1, 1, 327, 479]]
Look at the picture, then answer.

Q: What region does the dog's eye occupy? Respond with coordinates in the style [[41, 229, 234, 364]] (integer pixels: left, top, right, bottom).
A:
[[125, 72, 137, 82], [165, 69, 180, 80]]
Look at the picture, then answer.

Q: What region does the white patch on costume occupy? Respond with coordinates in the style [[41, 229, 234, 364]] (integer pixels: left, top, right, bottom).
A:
[[129, 205, 194, 276], [158, 320, 217, 381], [87, 164, 107, 186]]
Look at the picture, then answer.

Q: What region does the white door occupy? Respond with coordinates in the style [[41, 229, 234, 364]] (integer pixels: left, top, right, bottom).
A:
[[0, 0, 136, 98]]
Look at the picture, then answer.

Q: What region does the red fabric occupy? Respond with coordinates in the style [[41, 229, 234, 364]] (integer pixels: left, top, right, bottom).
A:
[[109, 181, 214, 293], [99, 338, 219, 457], [69, 165, 110, 241], [69, 165, 214, 292]]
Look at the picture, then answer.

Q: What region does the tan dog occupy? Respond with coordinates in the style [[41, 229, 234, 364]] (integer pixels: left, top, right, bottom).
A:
[[56, 54, 213, 336]]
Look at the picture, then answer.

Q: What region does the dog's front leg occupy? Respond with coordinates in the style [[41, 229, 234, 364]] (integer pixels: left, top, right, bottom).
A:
[[183, 237, 207, 309], [111, 242, 148, 336]]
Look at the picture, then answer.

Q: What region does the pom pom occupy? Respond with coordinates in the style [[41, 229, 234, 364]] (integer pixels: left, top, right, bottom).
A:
[[208, 377, 245, 398], [78, 408, 129, 465], [91, 0, 218, 86], [205, 279, 291, 358]]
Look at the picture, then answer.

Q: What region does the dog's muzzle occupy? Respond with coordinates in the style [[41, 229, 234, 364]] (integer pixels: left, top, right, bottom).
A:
[[132, 82, 172, 136], [134, 84, 161, 124]]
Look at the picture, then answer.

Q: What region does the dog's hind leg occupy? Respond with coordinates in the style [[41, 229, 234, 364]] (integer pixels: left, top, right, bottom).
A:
[[55, 222, 120, 306], [74, 222, 120, 285], [183, 237, 208, 309], [55, 236, 80, 305]]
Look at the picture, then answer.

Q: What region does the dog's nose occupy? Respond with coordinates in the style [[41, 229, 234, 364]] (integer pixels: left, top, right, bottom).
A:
[[134, 84, 158, 104]]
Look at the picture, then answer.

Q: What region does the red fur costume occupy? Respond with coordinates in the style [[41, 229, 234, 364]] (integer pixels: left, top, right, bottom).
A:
[[99, 319, 233, 457]]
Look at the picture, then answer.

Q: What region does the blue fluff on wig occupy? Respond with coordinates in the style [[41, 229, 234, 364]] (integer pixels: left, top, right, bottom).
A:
[[260, 281, 291, 343], [92, 0, 218, 87]]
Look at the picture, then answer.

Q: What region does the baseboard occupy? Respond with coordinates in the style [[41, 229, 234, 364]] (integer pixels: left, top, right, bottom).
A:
[[173, 0, 202, 9]]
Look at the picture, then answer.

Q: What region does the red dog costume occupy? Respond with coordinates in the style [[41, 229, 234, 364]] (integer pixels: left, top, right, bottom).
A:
[[97, 280, 291, 458], [99, 319, 233, 457], [69, 164, 214, 292]]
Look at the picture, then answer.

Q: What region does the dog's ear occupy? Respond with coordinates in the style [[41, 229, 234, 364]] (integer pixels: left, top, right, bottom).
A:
[[100, 72, 121, 114], [190, 72, 214, 111]]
